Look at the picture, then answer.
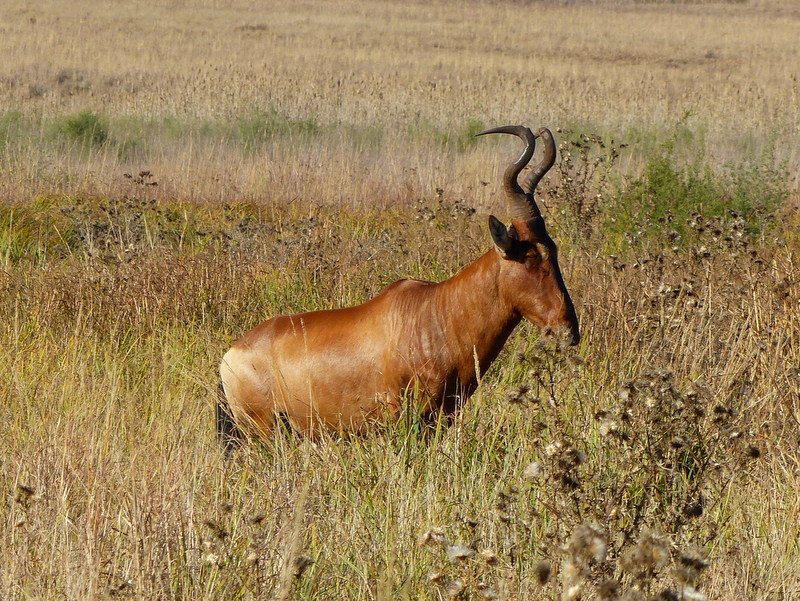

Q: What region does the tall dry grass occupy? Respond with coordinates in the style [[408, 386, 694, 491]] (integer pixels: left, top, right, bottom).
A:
[[0, 0, 798, 204], [2, 190, 799, 599]]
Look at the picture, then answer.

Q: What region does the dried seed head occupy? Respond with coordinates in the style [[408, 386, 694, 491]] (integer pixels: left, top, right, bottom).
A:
[[560, 448, 586, 469], [620, 546, 643, 574], [680, 586, 707, 601], [621, 532, 670, 576], [545, 440, 564, 457], [428, 571, 444, 583], [476, 582, 500, 600], [446, 544, 475, 562], [524, 462, 545, 479], [292, 555, 314, 578], [597, 579, 621, 600], [419, 527, 448, 547], [109, 578, 133, 595], [15, 484, 38, 506], [675, 550, 709, 586], [535, 560, 552, 585], [642, 532, 671, 570], [745, 445, 761, 459], [684, 499, 703, 518], [599, 419, 618, 437], [670, 436, 685, 449], [481, 588, 500, 600], [445, 580, 464, 598], [202, 520, 229, 540], [567, 523, 608, 565], [563, 583, 583, 601], [678, 551, 709, 572], [561, 558, 583, 584]]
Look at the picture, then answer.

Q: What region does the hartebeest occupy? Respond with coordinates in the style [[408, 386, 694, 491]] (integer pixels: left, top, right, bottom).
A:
[[218, 125, 579, 448]]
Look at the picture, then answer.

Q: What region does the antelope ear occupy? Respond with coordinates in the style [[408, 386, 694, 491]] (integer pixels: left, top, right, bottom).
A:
[[489, 215, 515, 259]]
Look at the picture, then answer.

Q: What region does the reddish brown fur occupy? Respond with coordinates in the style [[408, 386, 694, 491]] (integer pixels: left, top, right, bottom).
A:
[[219, 126, 579, 442]]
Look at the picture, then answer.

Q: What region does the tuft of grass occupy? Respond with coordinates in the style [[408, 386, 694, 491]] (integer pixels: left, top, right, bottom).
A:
[[442, 118, 486, 151], [607, 146, 786, 249], [0, 198, 79, 265]]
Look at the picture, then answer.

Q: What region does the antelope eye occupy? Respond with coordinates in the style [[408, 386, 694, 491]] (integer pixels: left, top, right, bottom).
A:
[[524, 251, 541, 267], [525, 244, 550, 264], [536, 243, 550, 261]]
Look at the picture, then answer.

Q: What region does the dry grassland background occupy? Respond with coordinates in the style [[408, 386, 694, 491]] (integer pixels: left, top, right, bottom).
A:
[[0, 0, 798, 204], [1, 0, 800, 600]]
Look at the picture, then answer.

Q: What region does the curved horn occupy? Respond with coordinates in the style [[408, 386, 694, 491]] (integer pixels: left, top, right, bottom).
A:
[[521, 127, 557, 196], [476, 125, 540, 220]]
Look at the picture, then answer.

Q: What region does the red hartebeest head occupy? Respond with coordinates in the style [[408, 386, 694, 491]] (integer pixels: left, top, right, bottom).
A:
[[478, 125, 579, 344], [217, 125, 579, 449]]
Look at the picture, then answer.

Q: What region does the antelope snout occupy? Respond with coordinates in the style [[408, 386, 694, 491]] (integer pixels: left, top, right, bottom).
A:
[[543, 304, 580, 347], [566, 323, 580, 346], [541, 300, 580, 346], [555, 295, 579, 346], [550, 322, 580, 347]]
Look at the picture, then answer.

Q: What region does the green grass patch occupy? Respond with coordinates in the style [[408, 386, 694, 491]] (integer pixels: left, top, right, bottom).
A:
[[57, 110, 109, 149], [0, 198, 79, 265], [234, 110, 321, 153], [407, 116, 486, 151], [0, 110, 25, 149], [541, 119, 790, 252], [605, 141, 787, 250]]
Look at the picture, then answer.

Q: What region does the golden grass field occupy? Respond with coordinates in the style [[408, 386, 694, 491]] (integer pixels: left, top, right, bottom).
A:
[[0, 0, 798, 205], [1, 0, 800, 600]]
